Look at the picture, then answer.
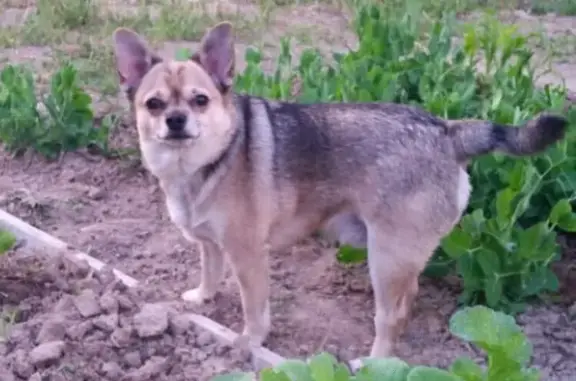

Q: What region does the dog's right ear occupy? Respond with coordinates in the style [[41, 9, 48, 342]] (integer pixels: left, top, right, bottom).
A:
[[112, 28, 160, 98]]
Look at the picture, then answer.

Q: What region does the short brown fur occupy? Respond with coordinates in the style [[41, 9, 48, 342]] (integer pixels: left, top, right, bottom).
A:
[[112, 22, 568, 359]]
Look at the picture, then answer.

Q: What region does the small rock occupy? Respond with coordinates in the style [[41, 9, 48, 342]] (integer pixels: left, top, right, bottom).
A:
[[27, 373, 42, 381], [569, 302, 576, 319], [53, 295, 78, 317], [75, 277, 103, 293], [348, 278, 369, 292], [169, 314, 194, 335], [11, 349, 33, 379], [47, 374, 66, 381], [37, 317, 67, 343], [29, 341, 65, 366], [548, 327, 576, 342], [123, 351, 142, 368], [93, 313, 119, 333], [86, 330, 107, 342], [73, 289, 101, 318], [189, 347, 208, 362], [548, 352, 564, 367], [425, 311, 443, 333], [110, 279, 129, 293], [116, 295, 135, 311], [99, 291, 119, 314], [8, 323, 30, 345], [196, 332, 212, 347], [133, 304, 169, 338], [66, 321, 93, 340], [0, 363, 16, 381], [124, 357, 168, 380], [87, 187, 106, 200], [70, 258, 92, 277], [110, 327, 132, 348], [94, 267, 115, 286], [100, 362, 124, 379], [83, 341, 105, 357]]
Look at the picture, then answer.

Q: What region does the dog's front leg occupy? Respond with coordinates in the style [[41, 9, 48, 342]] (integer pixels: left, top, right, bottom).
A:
[[181, 237, 226, 304], [226, 238, 271, 348]]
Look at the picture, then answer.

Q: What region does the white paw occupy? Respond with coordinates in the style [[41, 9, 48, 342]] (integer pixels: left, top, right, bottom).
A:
[[181, 287, 212, 305]]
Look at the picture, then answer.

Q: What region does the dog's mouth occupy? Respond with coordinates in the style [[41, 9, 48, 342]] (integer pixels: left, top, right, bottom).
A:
[[161, 131, 194, 142]]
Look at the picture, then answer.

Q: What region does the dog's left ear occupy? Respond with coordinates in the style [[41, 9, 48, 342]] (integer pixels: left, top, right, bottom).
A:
[[192, 22, 235, 93], [112, 28, 161, 99]]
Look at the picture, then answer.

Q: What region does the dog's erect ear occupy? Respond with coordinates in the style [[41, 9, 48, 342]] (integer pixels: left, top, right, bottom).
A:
[[112, 28, 161, 98], [192, 22, 235, 93]]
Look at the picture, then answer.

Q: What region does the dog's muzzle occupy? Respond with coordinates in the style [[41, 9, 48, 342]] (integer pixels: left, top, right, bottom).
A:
[[165, 111, 191, 140]]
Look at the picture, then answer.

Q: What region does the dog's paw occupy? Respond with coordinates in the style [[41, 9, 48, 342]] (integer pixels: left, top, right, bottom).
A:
[[181, 288, 212, 305]]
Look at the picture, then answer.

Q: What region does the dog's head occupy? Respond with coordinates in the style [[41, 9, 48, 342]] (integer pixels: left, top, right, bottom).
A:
[[112, 22, 237, 157]]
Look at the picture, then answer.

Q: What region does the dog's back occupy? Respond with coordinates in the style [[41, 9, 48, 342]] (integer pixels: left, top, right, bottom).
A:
[[112, 21, 568, 361]]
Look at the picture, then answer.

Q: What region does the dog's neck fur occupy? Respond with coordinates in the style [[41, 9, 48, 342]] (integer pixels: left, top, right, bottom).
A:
[[142, 93, 250, 234]]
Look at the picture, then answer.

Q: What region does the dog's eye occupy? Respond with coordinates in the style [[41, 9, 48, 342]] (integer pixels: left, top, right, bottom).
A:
[[145, 98, 166, 111], [193, 94, 209, 107]]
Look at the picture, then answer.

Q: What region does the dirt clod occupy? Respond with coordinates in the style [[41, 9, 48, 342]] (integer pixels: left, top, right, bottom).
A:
[[73, 289, 102, 318], [0, 369, 16, 381], [133, 303, 169, 338], [93, 313, 119, 333], [36, 316, 67, 344], [29, 340, 65, 366], [0, 250, 250, 380], [100, 291, 120, 313], [100, 361, 124, 379], [11, 350, 33, 379]]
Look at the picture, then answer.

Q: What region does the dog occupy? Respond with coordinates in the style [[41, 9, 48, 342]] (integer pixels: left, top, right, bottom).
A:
[[112, 21, 568, 359]]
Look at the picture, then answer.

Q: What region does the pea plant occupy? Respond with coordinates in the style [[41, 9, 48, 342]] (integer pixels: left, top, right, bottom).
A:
[[0, 63, 111, 160], [213, 306, 541, 381]]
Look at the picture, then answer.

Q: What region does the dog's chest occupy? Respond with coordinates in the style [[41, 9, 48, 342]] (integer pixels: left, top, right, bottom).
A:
[[158, 176, 203, 230], [164, 190, 193, 230], [160, 176, 224, 240]]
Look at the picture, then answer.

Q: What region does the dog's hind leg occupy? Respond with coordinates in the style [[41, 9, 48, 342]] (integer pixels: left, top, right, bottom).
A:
[[365, 226, 439, 358]]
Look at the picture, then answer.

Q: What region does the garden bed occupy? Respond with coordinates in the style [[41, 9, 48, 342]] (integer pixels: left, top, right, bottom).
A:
[[1, 148, 575, 380], [0, 246, 254, 381], [1, 0, 576, 380]]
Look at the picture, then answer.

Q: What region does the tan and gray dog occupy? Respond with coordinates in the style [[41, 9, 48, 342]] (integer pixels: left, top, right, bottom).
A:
[[112, 22, 567, 359]]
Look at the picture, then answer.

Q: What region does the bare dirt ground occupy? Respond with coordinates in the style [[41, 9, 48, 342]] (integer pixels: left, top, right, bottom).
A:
[[1, 1, 576, 380], [0, 247, 252, 380]]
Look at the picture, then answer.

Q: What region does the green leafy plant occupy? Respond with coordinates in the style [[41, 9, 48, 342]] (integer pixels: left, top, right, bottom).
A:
[[0, 230, 16, 255], [0, 63, 110, 159], [211, 306, 540, 381], [441, 158, 576, 311], [233, 0, 576, 313]]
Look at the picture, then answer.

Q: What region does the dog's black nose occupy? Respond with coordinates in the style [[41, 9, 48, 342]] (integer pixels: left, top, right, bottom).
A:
[[166, 112, 187, 131]]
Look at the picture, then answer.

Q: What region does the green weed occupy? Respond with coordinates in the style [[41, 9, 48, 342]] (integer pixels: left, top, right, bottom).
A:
[[0, 63, 111, 160], [36, 0, 98, 30], [0, 230, 16, 255], [529, 0, 576, 15], [212, 305, 541, 381], [0, 307, 18, 343]]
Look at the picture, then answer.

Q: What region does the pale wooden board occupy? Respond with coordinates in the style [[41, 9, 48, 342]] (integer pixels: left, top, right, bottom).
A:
[[0, 208, 286, 374]]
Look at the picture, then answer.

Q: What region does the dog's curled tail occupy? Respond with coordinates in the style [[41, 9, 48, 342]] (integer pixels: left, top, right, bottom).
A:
[[449, 114, 568, 161]]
